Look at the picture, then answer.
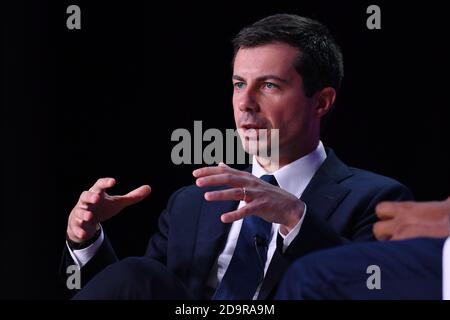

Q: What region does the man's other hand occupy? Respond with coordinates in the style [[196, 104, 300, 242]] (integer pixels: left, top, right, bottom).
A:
[[374, 197, 450, 241]]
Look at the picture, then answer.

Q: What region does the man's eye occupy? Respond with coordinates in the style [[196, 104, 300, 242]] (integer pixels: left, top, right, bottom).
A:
[[264, 82, 278, 90], [234, 82, 245, 89]]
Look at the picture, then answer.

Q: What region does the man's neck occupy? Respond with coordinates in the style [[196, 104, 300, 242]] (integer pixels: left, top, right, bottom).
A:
[[256, 140, 320, 173]]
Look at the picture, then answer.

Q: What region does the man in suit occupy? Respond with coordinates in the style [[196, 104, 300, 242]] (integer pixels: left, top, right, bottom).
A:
[[275, 197, 450, 299], [62, 14, 412, 299]]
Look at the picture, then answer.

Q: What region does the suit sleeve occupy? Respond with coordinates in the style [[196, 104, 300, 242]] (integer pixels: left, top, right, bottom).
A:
[[145, 186, 187, 263], [59, 234, 118, 295]]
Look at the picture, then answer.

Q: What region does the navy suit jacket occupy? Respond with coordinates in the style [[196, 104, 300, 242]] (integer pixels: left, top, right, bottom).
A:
[[61, 149, 413, 299]]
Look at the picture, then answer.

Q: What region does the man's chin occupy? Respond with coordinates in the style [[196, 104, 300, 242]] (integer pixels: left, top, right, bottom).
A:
[[242, 138, 270, 155]]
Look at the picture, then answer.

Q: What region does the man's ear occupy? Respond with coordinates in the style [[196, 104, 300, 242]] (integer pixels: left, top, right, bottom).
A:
[[314, 87, 336, 118]]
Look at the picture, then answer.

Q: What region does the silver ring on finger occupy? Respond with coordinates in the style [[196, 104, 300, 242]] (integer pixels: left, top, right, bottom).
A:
[[242, 187, 247, 203]]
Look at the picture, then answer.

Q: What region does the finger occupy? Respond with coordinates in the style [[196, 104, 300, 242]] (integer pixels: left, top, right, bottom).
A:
[[205, 188, 247, 202], [375, 201, 401, 219], [373, 220, 396, 241], [73, 207, 95, 222], [71, 225, 91, 241], [220, 204, 254, 223], [196, 173, 248, 188], [79, 219, 98, 232], [67, 216, 96, 242], [218, 162, 229, 168], [78, 191, 101, 207], [89, 177, 116, 194], [391, 222, 450, 240], [119, 185, 152, 207], [375, 201, 416, 219], [193, 163, 247, 178]]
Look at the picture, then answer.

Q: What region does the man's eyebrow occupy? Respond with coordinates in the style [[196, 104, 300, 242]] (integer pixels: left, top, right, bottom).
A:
[[232, 75, 288, 83], [232, 75, 246, 82]]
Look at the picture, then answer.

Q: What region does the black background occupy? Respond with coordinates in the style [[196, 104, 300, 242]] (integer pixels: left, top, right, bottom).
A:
[[1, 0, 449, 299]]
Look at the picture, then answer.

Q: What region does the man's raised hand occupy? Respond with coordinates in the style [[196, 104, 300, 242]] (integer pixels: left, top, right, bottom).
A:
[[66, 177, 151, 243]]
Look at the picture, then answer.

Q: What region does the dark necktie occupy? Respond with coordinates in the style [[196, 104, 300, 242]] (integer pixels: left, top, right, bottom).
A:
[[213, 174, 279, 300]]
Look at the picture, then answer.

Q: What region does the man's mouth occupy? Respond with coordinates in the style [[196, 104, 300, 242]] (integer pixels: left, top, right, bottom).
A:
[[240, 123, 265, 130], [239, 124, 270, 139]]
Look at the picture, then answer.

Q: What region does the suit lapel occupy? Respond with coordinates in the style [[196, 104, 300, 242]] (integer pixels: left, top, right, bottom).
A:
[[301, 149, 353, 220], [258, 149, 353, 299], [188, 193, 241, 297]]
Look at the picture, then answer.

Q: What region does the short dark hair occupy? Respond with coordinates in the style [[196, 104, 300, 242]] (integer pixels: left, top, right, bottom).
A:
[[232, 14, 344, 97]]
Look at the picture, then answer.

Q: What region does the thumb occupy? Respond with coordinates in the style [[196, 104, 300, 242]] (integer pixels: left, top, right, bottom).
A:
[[218, 162, 230, 168], [120, 185, 152, 207]]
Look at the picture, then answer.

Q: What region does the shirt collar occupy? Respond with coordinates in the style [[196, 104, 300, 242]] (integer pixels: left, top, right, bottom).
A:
[[251, 141, 327, 198]]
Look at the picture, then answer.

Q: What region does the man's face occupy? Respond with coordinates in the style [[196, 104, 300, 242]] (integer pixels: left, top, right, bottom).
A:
[[232, 42, 318, 159]]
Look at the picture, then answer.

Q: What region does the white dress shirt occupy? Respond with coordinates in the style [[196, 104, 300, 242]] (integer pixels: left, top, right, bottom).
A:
[[67, 141, 327, 299], [67, 225, 105, 268]]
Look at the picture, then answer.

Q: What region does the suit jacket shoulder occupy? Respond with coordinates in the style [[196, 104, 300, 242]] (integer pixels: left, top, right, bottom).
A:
[[301, 148, 413, 242]]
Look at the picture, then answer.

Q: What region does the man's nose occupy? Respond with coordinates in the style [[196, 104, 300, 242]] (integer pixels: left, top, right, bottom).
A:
[[237, 89, 260, 113]]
